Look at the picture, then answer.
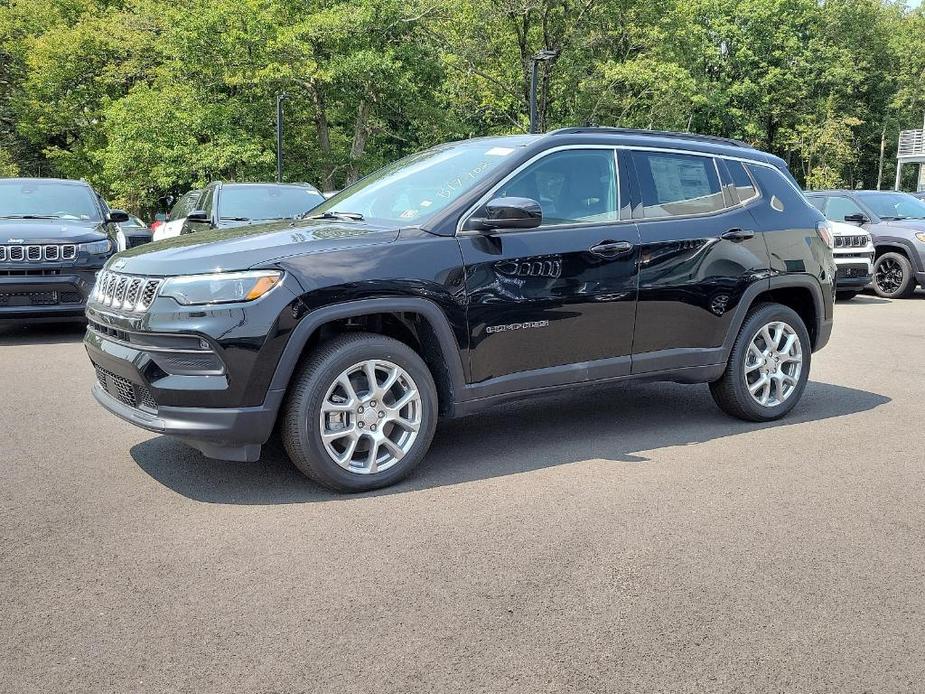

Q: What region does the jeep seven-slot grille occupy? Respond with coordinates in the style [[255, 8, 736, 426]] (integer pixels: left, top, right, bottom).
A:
[[0, 244, 77, 262], [91, 270, 162, 312], [94, 364, 157, 411], [834, 235, 868, 248]]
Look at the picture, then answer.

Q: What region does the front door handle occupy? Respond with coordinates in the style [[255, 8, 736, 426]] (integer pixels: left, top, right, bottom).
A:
[[589, 240, 634, 257], [721, 228, 755, 242]]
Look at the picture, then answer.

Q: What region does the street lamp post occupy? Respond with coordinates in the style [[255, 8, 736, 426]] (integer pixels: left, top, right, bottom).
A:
[[276, 93, 288, 183], [529, 50, 559, 134]]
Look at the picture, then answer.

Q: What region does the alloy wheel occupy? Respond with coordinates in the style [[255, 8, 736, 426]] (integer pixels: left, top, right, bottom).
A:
[[318, 359, 422, 475], [743, 321, 803, 407], [875, 257, 903, 295]]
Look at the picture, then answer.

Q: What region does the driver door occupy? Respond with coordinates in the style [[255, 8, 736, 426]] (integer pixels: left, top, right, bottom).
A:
[[458, 147, 640, 388]]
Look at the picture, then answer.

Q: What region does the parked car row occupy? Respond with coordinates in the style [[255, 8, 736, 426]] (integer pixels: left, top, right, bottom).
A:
[[807, 190, 925, 299], [0, 178, 326, 319], [152, 181, 325, 242]]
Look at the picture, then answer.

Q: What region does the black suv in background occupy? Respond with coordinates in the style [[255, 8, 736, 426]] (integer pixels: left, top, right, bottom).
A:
[[1, 177, 130, 321], [177, 182, 325, 236], [85, 128, 835, 491]]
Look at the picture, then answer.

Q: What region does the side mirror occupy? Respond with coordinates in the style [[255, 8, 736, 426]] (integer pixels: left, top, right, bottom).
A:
[[106, 209, 130, 224], [186, 210, 209, 223], [469, 197, 542, 232], [843, 213, 868, 225]]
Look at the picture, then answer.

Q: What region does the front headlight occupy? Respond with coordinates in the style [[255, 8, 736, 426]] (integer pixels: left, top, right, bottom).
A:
[[79, 239, 112, 255], [159, 270, 282, 305], [915, 232, 925, 244]]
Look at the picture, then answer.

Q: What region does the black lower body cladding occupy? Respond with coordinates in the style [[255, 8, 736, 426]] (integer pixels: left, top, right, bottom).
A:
[[0, 269, 99, 320]]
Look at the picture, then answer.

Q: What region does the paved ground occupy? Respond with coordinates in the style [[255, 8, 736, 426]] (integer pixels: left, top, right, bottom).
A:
[[2, 291, 924, 693]]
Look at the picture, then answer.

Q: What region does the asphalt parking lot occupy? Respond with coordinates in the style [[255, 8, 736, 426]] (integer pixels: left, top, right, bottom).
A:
[[2, 291, 924, 693]]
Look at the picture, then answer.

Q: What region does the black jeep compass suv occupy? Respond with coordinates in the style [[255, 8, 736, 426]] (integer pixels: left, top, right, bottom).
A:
[[85, 128, 835, 491]]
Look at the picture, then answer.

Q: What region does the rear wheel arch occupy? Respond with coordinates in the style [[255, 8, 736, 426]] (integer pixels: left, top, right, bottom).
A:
[[751, 285, 819, 347], [722, 277, 823, 360]]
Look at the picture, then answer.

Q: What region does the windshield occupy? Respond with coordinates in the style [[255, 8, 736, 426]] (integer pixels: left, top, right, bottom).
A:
[[310, 139, 535, 225], [0, 181, 101, 221], [856, 192, 925, 220], [218, 185, 325, 221]]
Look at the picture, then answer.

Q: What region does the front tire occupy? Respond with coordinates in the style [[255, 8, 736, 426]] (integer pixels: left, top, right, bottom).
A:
[[873, 252, 916, 299], [281, 332, 438, 492], [710, 303, 811, 422]]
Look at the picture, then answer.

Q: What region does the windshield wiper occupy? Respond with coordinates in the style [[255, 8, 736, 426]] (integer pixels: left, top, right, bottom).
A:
[[219, 216, 250, 221], [0, 214, 60, 219], [880, 215, 908, 221], [305, 210, 364, 221]]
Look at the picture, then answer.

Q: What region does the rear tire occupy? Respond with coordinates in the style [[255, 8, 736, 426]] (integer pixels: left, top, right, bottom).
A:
[[872, 252, 916, 299], [710, 303, 811, 422], [281, 332, 438, 492]]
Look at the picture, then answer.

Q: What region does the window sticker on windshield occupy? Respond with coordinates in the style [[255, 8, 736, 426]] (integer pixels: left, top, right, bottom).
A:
[[419, 200, 432, 207], [438, 161, 493, 199], [400, 209, 418, 219], [485, 147, 514, 156]]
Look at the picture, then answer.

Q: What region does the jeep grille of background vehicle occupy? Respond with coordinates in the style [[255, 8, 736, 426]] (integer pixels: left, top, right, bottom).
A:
[[834, 235, 867, 248], [92, 270, 162, 312], [94, 363, 158, 411], [0, 244, 77, 262]]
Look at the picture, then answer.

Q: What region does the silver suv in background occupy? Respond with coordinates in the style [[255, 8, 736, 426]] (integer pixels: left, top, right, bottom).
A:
[[807, 190, 925, 299]]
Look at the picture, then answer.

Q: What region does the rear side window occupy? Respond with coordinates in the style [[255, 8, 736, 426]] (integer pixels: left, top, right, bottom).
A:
[[632, 151, 725, 218], [725, 161, 758, 204]]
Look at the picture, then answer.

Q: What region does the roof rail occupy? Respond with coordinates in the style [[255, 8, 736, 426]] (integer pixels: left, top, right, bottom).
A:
[[548, 126, 753, 149]]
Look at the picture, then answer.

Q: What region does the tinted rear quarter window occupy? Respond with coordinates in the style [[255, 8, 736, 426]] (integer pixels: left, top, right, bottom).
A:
[[725, 160, 758, 204], [632, 151, 725, 218]]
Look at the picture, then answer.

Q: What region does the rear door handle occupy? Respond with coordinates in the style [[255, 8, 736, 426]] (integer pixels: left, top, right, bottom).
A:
[[721, 228, 755, 242], [589, 240, 634, 257]]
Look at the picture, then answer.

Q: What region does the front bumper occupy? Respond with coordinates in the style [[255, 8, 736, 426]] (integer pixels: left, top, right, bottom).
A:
[[91, 382, 278, 461], [0, 270, 98, 319], [84, 276, 302, 461]]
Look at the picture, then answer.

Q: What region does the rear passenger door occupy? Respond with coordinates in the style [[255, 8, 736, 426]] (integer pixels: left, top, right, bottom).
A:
[[627, 150, 770, 373]]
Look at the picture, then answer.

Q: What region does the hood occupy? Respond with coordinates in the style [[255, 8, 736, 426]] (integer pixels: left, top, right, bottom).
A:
[[830, 221, 869, 237], [875, 218, 925, 232], [0, 218, 108, 245], [110, 218, 401, 276]]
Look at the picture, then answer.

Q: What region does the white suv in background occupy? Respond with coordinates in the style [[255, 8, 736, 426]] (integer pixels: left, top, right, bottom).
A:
[[830, 220, 874, 300], [152, 189, 203, 242]]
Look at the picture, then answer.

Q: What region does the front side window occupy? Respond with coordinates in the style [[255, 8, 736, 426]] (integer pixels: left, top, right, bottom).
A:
[[492, 148, 618, 226], [633, 152, 725, 218], [0, 181, 101, 221], [218, 185, 325, 222], [856, 192, 925, 221], [824, 196, 865, 222], [170, 191, 201, 221]]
